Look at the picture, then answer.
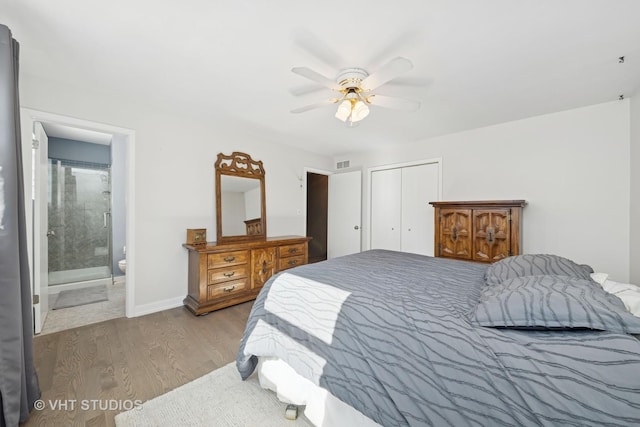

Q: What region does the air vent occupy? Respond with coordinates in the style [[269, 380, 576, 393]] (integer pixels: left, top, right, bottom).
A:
[[336, 160, 350, 169]]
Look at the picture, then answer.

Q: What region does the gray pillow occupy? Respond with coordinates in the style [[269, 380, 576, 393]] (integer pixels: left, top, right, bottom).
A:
[[473, 275, 640, 334], [485, 254, 593, 285]]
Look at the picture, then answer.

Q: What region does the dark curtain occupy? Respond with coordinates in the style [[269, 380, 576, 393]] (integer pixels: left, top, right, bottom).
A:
[[0, 24, 41, 426]]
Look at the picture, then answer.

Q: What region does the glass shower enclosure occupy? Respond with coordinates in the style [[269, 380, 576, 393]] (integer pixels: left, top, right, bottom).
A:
[[48, 159, 112, 285]]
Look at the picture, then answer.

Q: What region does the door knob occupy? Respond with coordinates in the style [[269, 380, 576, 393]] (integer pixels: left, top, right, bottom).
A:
[[354, 225, 360, 230], [46, 230, 56, 237]]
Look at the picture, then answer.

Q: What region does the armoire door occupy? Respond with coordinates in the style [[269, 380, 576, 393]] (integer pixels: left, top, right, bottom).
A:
[[473, 209, 511, 262], [439, 208, 472, 259]]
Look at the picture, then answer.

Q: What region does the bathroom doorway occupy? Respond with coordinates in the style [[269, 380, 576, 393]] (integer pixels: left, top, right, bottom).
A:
[[21, 109, 135, 334], [23, 114, 132, 334], [42, 129, 127, 333]]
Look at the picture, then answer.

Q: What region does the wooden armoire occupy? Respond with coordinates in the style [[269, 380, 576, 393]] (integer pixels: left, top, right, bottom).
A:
[[429, 200, 526, 263]]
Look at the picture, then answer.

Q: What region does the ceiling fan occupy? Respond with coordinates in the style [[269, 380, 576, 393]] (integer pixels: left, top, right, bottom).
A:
[[290, 57, 421, 125]]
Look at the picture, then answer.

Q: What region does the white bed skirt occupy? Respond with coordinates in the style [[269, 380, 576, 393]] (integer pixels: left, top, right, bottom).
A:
[[257, 357, 381, 427]]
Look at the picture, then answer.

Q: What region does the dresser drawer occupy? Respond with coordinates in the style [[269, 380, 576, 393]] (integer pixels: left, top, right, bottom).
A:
[[207, 265, 249, 285], [278, 254, 305, 271], [207, 278, 248, 300], [208, 250, 249, 269], [278, 243, 306, 258]]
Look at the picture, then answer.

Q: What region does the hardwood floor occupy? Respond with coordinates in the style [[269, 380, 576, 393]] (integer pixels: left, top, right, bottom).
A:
[[23, 302, 254, 426]]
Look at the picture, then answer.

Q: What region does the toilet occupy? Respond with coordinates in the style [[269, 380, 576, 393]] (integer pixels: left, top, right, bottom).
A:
[[118, 246, 126, 274]]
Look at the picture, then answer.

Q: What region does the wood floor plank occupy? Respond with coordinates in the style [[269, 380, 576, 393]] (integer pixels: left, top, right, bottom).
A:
[[23, 302, 253, 426]]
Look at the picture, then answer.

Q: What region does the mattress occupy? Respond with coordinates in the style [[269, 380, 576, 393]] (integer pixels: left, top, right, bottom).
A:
[[237, 250, 640, 426]]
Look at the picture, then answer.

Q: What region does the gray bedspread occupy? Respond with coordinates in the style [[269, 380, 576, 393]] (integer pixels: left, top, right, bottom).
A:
[[237, 250, 640, 426]]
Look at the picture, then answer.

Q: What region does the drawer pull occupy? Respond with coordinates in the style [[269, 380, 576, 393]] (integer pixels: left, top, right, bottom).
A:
[[223, 256, 236, 262], [288, 248, 298, 253], [223, 285, 236, 292], [287, 260, 298, 266], [223, 271, 235, 278]]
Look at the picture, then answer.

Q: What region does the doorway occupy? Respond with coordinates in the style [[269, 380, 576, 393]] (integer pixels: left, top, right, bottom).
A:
[[305, 168, 362, 261], [21, 109, 136, 334], [40, 130, 125, 334], [306, 172, 328, 264]]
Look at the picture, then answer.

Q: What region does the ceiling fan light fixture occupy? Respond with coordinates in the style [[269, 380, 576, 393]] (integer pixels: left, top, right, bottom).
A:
[[335, 100, 352, 122], [350, 100, 370, 122]]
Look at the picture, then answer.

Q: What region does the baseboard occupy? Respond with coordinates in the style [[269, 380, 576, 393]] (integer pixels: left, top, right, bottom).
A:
[[133, 296, 184, 317]]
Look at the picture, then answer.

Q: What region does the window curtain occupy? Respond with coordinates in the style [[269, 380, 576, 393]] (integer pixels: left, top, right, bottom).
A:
[[0, 24, 41, 426]]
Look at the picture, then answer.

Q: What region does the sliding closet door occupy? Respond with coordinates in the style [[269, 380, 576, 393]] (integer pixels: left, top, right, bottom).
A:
[[370, 168, 401, 250], [401, 163, 439, 256]]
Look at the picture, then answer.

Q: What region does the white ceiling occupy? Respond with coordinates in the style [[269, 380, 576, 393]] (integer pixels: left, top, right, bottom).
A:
[[2, 0, 639, 157]]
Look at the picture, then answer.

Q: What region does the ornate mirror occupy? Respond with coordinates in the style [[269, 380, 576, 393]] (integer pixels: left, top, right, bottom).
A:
[[215, 152, 266, 243]]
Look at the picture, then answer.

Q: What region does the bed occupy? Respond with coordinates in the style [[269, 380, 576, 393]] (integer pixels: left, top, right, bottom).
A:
[[236, 250, 640, 426]]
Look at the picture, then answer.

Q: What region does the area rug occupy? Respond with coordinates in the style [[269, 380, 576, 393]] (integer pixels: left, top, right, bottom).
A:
[[52, 285, 108, 309], [114, 362, 314, 427]]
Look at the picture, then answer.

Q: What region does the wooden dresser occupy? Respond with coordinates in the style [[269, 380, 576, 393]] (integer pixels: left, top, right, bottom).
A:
[[183, 236, 310, 315], [430, 200, 525, 263]]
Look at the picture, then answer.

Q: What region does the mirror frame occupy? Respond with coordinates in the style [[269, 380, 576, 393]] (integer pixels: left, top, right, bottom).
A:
[[215, 152, 267, 243]]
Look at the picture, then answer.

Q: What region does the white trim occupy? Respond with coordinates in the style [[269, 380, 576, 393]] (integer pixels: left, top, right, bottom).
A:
[[48, 278, 112, 294], [366, 157, 443, 251], [133, 296, 184, 317], [20, 108, 137, 319]]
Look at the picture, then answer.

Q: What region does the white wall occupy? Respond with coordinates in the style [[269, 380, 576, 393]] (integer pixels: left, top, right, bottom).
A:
[[341, 101, 631, 281], [631, 95, 640, 284], [20, 75, 333, 314]]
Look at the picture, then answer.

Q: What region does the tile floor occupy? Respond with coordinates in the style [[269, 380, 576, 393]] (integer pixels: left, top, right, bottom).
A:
[[40, 281, 126, 335]]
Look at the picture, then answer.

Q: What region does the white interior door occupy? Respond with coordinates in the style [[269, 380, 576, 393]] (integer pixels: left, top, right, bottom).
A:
[[327, 170, 361, 258], [370, 168, 401, 250], [33, 122, 49, 333], [401, 163, 439, 255]]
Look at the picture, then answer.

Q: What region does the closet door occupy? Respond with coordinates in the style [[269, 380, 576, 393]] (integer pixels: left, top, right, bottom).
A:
[[401, 163, 439, 255], [370, 168, 401, 250]]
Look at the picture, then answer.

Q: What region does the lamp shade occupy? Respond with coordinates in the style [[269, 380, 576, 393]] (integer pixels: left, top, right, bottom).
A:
[[335, 100, 352, 122], [350, 100, 370, 122]]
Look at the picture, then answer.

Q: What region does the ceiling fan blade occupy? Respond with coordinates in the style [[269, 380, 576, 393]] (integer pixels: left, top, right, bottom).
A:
[[290, 99, 337, 114], [291, 67, 341, 91], [384, 76, 431, 88], [289, 83, 326, 96], [366, 94, 420, 112], [291, 28, 345, 70], [361, 57, 414, 91], [364, 29, 421, 67]]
